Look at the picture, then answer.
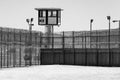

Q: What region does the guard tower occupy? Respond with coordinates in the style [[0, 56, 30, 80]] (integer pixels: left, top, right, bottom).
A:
[[35, 8, 63, 48]]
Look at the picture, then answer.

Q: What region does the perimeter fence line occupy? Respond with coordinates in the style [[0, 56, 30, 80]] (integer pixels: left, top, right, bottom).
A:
[[0, 27, 120, 68]]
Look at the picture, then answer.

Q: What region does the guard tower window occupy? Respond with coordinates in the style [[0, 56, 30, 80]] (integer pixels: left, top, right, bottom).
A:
[[39, 11, 42, 17], [39, 11, 46, 17], [48, 11, 52, 17], [43, 11, 46, 17], [52, 11, 57, 17], [48, 11, 57, 17]]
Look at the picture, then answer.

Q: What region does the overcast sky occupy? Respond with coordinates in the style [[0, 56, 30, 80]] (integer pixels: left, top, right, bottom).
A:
[[0, 0, 120, 32]]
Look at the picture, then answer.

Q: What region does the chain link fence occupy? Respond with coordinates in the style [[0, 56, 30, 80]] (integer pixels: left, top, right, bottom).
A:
[[41, 29, 120, 66], [0, 27, 120, 68]]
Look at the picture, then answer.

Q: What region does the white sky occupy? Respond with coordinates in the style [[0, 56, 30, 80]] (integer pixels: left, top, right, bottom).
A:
[[0, 0, 120, 32]]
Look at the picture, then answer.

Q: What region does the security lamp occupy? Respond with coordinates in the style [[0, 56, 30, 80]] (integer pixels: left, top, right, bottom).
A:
[[90, 19, 93, 23], [107, 16, 111, 20], [26, 19, 29, 23], [31, 18, 33, 22]]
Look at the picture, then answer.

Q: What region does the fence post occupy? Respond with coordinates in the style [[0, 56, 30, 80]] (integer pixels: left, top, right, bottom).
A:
[[29, 29, 32, 66], [118, 20, 120, 66], [9, 31, 11, 67], [96, 30, 99, 66], [19, 31, 21, 67], [72, 31, 75, 65], [34, 33, 37, 65], [62, 31, 65, 64], [13, 29, 16, 67], [7, 29, 9, 68], [3, 32, 5, 67], [85, 31, 87, 66], [0, 28, 2, 68], [25, 32, 27, 66], [108, 17, 111, 66], [39, 32, 42, 65]]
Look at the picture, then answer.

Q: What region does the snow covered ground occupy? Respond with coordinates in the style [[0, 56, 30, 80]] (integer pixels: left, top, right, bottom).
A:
[[0, 65, 120, 80]]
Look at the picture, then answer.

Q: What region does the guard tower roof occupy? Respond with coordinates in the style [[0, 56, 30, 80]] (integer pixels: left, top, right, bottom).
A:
[[35, 8, 63, 11]]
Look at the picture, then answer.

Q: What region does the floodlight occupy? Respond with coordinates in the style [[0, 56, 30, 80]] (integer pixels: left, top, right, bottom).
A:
[[90, 19, 93, 23], [31, 18, 33, 22], [107, 16, 111, 20], [26, 19, 29, 23]]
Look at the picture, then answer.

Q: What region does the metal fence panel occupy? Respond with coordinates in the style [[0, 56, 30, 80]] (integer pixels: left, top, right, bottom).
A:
[[0, 28, 120, 68]]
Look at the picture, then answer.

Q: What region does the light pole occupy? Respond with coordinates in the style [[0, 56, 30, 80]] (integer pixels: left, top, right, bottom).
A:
[[26, 18, 34, 45], [113, 20, 120, 48], [107, 16, 111, 66], [26, 18, 34, 66], [90, 19, 93, 48]]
